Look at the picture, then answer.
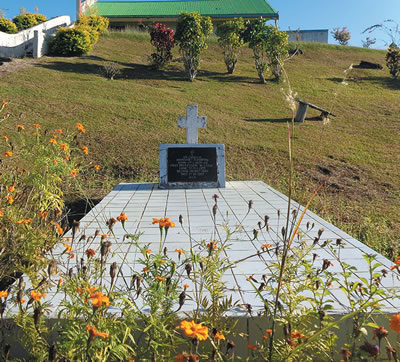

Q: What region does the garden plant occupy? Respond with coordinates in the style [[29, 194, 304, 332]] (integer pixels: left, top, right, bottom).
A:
[[331, 27, 351, 45], [149, 23, 175, 69]]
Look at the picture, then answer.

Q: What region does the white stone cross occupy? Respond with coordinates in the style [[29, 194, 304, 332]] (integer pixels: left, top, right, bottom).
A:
[[177, 105, 207, 144]]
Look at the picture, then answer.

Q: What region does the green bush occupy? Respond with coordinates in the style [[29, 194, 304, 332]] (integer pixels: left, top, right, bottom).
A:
[[49, 27, 92, 57], [0, 17, 18, 34], [76, 24, 99, 45], [76, 15, 109, 34], [12, 13, 47, 31]]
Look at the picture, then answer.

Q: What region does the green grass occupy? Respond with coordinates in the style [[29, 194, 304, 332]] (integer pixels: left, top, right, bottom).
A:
[[0, 32, 399, 258]]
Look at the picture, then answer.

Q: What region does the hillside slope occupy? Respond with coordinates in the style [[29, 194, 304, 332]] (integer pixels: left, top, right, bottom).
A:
[[0, 32, 399, 258]]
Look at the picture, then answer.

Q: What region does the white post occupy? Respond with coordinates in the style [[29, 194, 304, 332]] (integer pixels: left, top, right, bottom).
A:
[[177, 105, 207, 144]]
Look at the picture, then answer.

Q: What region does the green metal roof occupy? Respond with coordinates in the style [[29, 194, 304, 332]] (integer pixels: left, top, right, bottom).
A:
[[94, 0, 278, 19]]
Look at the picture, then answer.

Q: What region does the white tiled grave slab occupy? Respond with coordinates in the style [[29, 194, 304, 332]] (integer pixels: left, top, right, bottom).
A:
[[47, 181, 400, 316]]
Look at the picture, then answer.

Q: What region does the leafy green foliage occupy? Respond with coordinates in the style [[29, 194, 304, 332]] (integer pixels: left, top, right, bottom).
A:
[[386, 46, 400, 79], [12, 13, 47, 31], [216, 18, 245, 74], [76, 15, 109, 35], [174, 12, 213, 81], [331, 27, 351, 45], [242, 19, 289, 82], [0, 17, 18, 34], [49, 27, 93, 57]]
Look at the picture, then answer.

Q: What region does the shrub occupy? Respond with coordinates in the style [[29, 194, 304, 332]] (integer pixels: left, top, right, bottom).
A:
[[174, 12, 213, 81], [0, 17, 18, 34], [76, 14, 109, 34], [386, 47, 400, 79], [216, 18, 245, 74], [331, 27, 351, 45], [13, 13, 47, 31], [49, 27, 92, 57], [76, 24, 99, 45], [101, 61, 121, 80], [149, 23, 175, 69], [242, 19, 289, 82]]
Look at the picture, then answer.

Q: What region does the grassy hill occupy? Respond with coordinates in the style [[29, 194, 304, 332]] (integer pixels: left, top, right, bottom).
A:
[[0, 31, 399, 258]]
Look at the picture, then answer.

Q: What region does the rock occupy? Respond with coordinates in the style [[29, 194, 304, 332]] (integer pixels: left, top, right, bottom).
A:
[[353, 60, 383, 70]]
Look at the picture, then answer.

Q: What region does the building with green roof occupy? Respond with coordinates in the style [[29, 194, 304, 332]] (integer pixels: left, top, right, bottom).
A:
[[84, 0, 278, 30]]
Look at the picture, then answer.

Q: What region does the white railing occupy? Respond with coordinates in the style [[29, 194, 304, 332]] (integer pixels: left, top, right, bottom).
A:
[[0, 15, 71, 58]]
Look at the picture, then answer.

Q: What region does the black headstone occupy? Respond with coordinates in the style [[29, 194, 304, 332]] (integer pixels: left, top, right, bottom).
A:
[[167, 147, 217, 183]]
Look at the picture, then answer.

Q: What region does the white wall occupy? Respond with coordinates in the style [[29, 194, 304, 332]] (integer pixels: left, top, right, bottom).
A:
[[0, 15, 71, 58]]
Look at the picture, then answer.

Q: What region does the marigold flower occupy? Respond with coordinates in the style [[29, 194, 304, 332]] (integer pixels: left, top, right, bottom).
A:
[[155, 276, 166, 282], [142, 267, 149, 273], [0, 209, 3, 217], [63, 243, 72, 253], [207, 242, 217, 250], [8, 185, 15, 193], [60, 144, 69, 151], [57, 278, 62, 287], [87, 292, 110, 308], [2, 136, 8, 141], [391, 256, 400, 271], [261, 243, 272, 250], [291, 331, 305, 340], [56, 223, 64, 235], [2, 100, 8, 107], [7, 196, 14, 205], [184, 284, 189, 289], [390, 313, 400, 333], [70, 169, 78, 178], [76, 122, 86, 133], [32, 123, 41, 129], [86, 325, 109, 339], [117, 212, 128, 222], [16, 218, 33, 225], [56, 129, 63, 134], [31, 290, 46, 301], [38, 211, 48, 219], [263, 329, 274, 339], [82, 146, 89, 155], [94, 164, 100, 170], [64, 155, 70, 161], [178, 320, 208, 341], [248, 344, 257, 350], [86, 249, 95, 258], [101, 234, 108, 239], [145, 249, 152, 254], [215, 332, 225, 341], [4, 152, 12, 157], [0, 291, 9, 298], [175, 248, 185, 255], [17, 125, 25, 131], [52, 159, 57, 165], [152, 218, 160, 224], [18, 297, 26, 304], [49, 138, 57, 145]]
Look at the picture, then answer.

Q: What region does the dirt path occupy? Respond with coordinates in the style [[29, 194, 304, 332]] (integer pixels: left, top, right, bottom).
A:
[[0, 58, 39, 78]]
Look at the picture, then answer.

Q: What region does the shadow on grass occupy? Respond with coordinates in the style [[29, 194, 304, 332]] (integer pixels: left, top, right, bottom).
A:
[[245, 118, 292, 123], [65, 198, 102, 224], [327, 76, 400, 90]]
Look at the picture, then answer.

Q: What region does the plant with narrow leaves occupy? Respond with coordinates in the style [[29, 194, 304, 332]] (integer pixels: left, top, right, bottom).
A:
[[331, 27, 351, 45]]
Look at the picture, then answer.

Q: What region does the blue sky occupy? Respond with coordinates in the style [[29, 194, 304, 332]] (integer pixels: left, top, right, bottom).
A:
[[1, 0, 399, 48]]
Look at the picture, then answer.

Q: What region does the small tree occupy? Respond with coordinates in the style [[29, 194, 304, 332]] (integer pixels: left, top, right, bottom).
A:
[[174, 12, 213, 81], [149, 23, 175, 69], [386, 47, 400, 79], [362, 20, 400, 48], [242, 19, 288, 83], [216, 18, 245, 74], [362, 37, 376, 48], [331, 27, 351, 45]]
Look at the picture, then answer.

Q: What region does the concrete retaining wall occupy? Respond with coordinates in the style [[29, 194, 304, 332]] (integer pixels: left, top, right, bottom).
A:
[[286, 29, 329, 43], [0, 16, 71, 58]]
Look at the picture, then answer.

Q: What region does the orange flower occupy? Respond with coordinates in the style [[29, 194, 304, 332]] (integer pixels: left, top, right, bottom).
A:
[[152, 218, 160, 224], [76, 122, 86, 133], [17, 125, 25, 131], [38, 211, 48, 219], [86, 249, 95, 258], [2, 100, 8, 107], [94, 164, 100, 171], [101, 234, 108, 239], [33, 132, 41, 137], [263, 329, 274, 339], [145, 249, 152, 254], [60, 144, 69, 151], [8, 185, 15, 193], [82, 146, 89, 155], [142, 267, 149, 273], [49, 138, 57, 145], [63, 243, 72, 253], [155, 276, 166, 282], [18, 297, 26, 304], [117, 212, 128, 222], [390, 313, 400, 333], [16, 218, 33, 225], [215, 332, 225, 341], [175, 248, 185, 255], [4, 152, 12, 157], [0, 291, 9, 298], [0, 209, 3, 217], [56, 223, 64, 235], [261, 244, 272, 250], [52, 159, 57, 165], [70, 169, 78, 178], [207, 242, 217, 250], [31, 290, 46, 301], [58, 278, 62, 287], [87, 292, 110, 308], [7, 195, 14, 205], [248, 344, 257, 351], [391, 256, 400, 271], [2, 136, 8, 141], [184, 284, 189, 289], [178, 320, 208, 341], [32, 123, 41, 129], [86, 325, 109, 339], [291, 331, 305, 340], [56, 129, 63, 134], [64, 155, 70, 161]]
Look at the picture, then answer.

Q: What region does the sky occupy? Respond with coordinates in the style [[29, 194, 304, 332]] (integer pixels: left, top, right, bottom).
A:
[[1, 0, 399, 48]]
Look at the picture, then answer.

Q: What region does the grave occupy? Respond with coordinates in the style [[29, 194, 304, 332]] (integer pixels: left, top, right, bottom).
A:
[[9, 105, 400, 357]]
